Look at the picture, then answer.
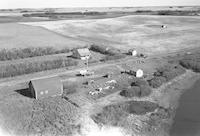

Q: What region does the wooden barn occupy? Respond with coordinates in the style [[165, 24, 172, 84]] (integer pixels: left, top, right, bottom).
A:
[[29, 76, 63, 99], [72, 48, 91, 60]]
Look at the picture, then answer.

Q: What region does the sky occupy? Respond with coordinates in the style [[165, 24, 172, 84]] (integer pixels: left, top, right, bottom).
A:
[[0, 0, 200, 9]]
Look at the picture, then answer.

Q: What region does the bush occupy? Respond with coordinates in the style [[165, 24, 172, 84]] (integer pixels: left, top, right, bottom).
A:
[[91, 101, 158, 126], [148, 64, 186, 88], [120, 86, 140, 97], [148, 76, 166, 88], [127, 101, 158, 115], [120, 85, 151, 98], [135, 10, 153, 13], [90, 44, 120, 55], [100, 54, 126, 61], [120, 78, 151, 97], [91, 103, 128, 126], [156, 10, 196, 16], [0, 47, 70, 61], [0, 58, 77, 78], [131, 78, 149, 86]]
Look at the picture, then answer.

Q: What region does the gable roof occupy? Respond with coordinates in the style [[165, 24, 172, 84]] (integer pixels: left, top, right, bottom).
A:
[[77, 48, 91, 57], [29, 76, 63, 99]]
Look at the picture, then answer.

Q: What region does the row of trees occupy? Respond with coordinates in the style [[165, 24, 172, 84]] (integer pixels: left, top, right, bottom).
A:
[[90, 44, 126, 61], [90, 44, 121, 56], [0, 58, 77, 78], [0, 47, 70, 61]]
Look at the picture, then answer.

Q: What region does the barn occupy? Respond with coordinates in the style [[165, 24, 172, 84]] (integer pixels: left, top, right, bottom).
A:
[[29, 76, 63, 99], [72, 48, 91, 60]]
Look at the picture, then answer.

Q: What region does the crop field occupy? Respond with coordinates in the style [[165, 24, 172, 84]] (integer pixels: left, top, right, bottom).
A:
[[22, 15, 200, 55], [0, 23, 88, 49]]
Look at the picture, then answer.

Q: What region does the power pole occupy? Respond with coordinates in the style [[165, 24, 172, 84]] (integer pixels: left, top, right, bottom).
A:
[[86, 57, 89, 70]]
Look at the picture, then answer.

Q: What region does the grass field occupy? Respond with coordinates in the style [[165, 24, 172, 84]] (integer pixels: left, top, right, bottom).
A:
[[22, 15, 200, 55]]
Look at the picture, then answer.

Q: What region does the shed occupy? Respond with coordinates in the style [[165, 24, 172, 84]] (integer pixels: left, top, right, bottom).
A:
[[128, 49, 137, 56], [136, 69, 144, 78], [29, 76, 63, 99], [72, 48, 91, 60], [161, 25, 167, 28]]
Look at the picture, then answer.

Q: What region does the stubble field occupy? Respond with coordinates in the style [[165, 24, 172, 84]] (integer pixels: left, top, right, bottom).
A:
[[21, 15, 200, 55]]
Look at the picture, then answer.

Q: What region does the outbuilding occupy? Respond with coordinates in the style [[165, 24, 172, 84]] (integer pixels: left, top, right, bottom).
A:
[[72, 48, 91, 60], [161, 25, 167, 28], [128, 49, 137, 56], [136, 69, 144, 78], [29, 76, 63, 99]]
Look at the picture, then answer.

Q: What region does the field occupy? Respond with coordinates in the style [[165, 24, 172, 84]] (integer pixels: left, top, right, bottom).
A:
[[0, 23, 88, 49], [22, 15, 200, 55], [0, 6, 200, 136]]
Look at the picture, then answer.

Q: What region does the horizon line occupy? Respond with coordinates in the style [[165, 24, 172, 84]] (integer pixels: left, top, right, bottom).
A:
[[1, 5, 200, 10]]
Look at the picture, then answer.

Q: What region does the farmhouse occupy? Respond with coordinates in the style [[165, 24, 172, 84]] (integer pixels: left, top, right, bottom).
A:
[[29, 76, 63, 99], [72, 48, 91, 60]]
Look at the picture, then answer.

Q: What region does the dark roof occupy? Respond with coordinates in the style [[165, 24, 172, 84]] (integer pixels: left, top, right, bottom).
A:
[[30, 76, 63, 99]]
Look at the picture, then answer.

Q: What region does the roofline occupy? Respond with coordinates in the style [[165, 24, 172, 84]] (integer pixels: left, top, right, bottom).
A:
[[30, 75, 59, 81]]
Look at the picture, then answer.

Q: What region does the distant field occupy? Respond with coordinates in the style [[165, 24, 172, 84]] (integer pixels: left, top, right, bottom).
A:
[[0, 23, 88, 49], [22, 15, 200, 55]]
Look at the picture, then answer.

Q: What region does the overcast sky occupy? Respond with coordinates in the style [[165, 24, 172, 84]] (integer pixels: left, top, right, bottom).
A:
[[0, 0, 200, 9]]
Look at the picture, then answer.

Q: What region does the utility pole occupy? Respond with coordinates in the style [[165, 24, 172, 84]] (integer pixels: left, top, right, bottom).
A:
[[86, 57, 89, 70]]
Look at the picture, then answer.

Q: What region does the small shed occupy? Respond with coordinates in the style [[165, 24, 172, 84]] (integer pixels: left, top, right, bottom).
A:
[[72, 48, 91, 60], [29, 76, 63, 99], [128, 49, 137, 56], [161, 25, 167, 28], [136, 69, 144, 78]]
